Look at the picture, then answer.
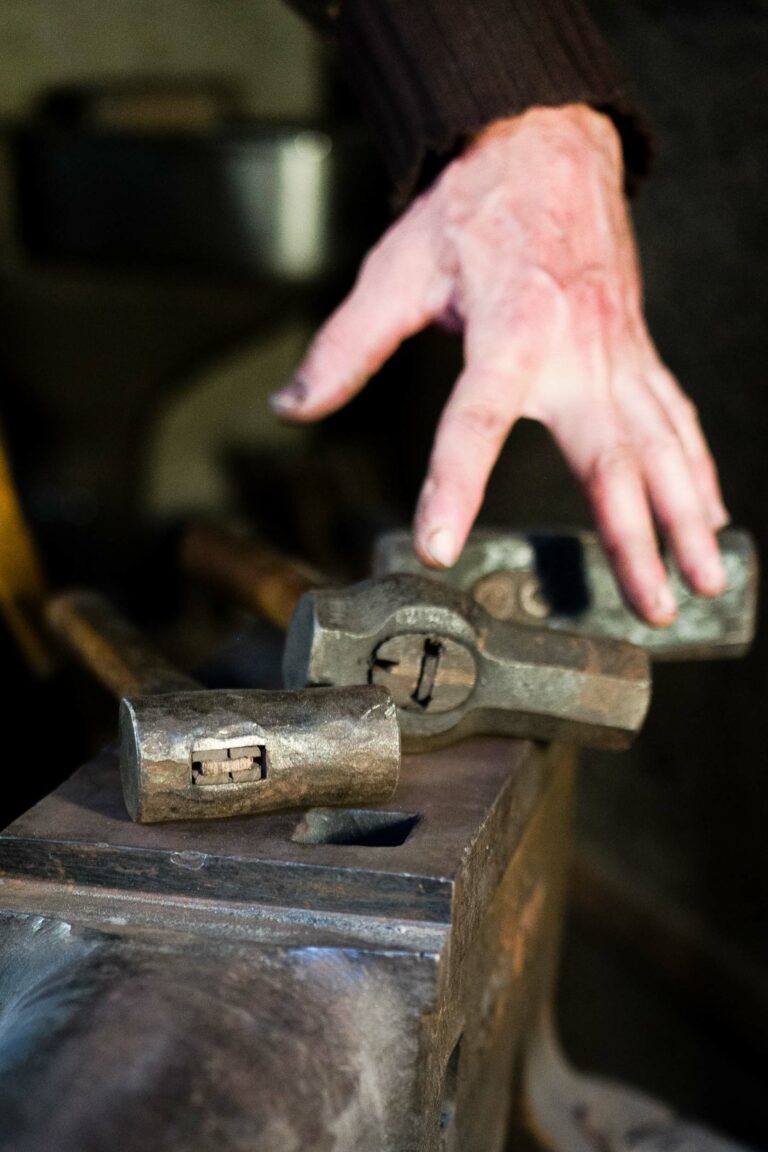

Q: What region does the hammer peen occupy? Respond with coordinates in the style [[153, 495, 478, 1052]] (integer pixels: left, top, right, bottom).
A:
[[183, 523, 652, 752], [47, 591, 400, 823]]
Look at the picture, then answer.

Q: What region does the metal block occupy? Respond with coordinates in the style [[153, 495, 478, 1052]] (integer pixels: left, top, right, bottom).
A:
[[0, 737, 750, 1150], [0, 735, 570, 1151]]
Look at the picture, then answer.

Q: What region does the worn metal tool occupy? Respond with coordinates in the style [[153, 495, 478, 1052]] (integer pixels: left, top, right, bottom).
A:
[[283, 573, 650, 752], [46, 591, 400, 823], [183, 522, 652, 752], [520, 1011, 750, 1152], [373, 528, 758, 661]]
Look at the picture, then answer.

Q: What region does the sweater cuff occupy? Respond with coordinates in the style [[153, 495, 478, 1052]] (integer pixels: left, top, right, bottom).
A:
[[337, 0, 652, 207]]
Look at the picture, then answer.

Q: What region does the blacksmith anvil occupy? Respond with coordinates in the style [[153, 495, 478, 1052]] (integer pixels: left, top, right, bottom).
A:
[[0, 714, 751, 1149]]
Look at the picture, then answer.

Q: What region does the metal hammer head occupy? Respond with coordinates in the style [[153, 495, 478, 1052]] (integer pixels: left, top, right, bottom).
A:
[[372, 529, 758, 661], [120, 685, 400, 823], [282, 574, 651, 752]]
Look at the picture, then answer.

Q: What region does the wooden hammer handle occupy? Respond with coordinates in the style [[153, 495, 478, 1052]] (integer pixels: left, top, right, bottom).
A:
[[181, 522, 324, 631], [46, 590, 198, 699]]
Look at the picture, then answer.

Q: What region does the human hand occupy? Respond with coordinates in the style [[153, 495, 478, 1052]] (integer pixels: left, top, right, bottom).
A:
[[271, 104, 728, 624]]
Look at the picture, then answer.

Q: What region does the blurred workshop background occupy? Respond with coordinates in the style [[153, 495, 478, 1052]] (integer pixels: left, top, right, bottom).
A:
[[0, 1, 765, 1146]]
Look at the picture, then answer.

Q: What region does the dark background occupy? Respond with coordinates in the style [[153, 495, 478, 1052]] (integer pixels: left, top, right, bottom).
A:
[[0, 1, 765, 1146]]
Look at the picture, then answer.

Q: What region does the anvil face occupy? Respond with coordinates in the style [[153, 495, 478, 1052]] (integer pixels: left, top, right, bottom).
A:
[[0, 733, 573, 1152]]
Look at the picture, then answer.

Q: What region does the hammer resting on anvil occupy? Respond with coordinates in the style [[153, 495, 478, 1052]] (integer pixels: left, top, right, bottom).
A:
[[46, 590, 400, 823], [373, 527, 758, 662], [182, 522, 652, 752]]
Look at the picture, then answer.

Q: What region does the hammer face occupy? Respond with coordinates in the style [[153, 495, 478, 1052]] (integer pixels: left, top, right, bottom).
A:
[[373, 529, 758, 661], [119, 685, 400, 823], [282, 575, 651, 752]]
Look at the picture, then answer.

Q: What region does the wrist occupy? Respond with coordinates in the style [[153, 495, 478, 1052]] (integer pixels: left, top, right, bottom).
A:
[[468, 104, 623, 168]]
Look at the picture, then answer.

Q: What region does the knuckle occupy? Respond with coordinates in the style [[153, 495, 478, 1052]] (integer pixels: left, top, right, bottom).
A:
[[587, 441, 637, 487], [673, 522, 711, 551], [450, 401, 510, 447], [308, 321, 377, 385], [636, 430, 681, 466], [662, 381, 697, 420], [423, 463, 471, 504], [518, 276, 566, 334], [655, 505, 700, 538], [574, 276, 620, 325], [423, 463, 449, 495], [591, 283, 619, 324], [600, 529, 656, 567], [660, 373, 700, 423], [311, 324, 352, 370], [418, 474, 439, 505]]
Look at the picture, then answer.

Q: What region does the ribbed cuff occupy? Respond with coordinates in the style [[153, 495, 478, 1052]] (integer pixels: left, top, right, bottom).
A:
[[337, 0, 652, 207]]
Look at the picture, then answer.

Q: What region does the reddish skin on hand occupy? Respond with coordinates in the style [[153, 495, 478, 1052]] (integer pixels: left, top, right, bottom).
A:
[[272, 104, 728, 625]]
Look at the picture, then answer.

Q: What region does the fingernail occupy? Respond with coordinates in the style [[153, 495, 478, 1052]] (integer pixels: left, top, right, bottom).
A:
[[655, 583, 677, 620], [699, 554, 727, 596], [424, 527, 458, 568], [270, 377, 308, 414]]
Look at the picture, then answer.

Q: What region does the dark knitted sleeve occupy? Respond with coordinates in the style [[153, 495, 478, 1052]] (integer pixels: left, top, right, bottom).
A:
[[286, 0, 651, 206]]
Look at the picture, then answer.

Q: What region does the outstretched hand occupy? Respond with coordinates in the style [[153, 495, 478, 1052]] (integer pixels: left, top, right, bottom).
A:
[[272, 104, 728, 624]]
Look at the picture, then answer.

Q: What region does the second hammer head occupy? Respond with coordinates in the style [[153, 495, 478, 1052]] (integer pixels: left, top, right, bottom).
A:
[[283, 574, 651, 752], [372, 528, 758, 661]]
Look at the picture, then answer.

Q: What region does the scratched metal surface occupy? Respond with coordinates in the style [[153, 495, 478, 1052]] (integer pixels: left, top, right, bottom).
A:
[[0, 736, 544, 923]]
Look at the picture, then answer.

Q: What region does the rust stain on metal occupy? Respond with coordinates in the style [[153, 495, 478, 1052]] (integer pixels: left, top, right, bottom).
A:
[[512, 880, 548, 979]]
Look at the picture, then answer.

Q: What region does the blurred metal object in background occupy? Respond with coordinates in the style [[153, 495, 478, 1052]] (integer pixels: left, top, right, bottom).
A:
[[0, 80, 388, 588], [521, 1012, 753, 1152], [12, 83, 385, 284]]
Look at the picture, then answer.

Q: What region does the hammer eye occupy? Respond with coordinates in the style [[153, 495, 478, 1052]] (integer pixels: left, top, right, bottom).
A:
[[369, 634, 476, 714], [191, 745, 267, 786]]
